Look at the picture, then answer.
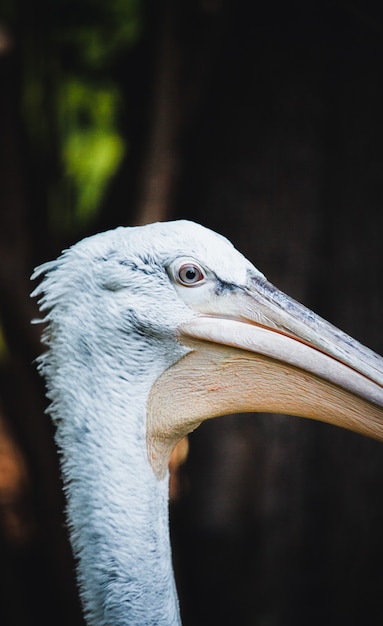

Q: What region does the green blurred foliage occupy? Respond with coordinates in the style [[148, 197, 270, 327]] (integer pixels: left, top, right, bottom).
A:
[[20, 0, 143, 233], [56, 79, 125, 228], [57, 0, 142, 68]]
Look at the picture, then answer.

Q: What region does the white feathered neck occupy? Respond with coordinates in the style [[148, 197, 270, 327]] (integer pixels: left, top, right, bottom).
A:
[[31, 220, 256, 625], [31, 224, 206, 626]]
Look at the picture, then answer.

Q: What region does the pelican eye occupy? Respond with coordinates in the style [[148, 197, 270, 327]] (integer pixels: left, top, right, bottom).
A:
[[177, 262, 205, 286]]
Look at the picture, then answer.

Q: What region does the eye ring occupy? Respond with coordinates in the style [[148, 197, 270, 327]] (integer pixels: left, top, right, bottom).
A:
[[177, 262, 205, 286]]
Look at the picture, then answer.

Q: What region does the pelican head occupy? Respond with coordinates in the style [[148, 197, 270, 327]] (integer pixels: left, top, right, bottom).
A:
[[31, 220, 383, 626]]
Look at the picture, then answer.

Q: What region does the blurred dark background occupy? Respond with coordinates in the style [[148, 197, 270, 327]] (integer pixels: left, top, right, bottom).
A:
[[1, 1, 383, 624]]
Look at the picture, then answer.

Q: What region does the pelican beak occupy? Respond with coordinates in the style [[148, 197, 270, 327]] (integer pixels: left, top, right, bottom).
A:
[[147, 277, 383, 478]]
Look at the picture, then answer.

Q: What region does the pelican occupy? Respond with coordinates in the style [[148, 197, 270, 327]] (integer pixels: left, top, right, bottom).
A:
[[31, 220, 383, 626]]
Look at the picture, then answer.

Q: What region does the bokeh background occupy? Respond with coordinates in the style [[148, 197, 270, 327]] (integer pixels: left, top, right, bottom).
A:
[[1, 1, 383, 625]]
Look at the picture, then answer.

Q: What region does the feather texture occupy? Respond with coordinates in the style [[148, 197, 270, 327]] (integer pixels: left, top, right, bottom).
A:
[[31, 220, 256, 625]]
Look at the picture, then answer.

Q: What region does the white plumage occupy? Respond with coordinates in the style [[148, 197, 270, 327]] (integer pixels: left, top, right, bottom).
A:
[[31, 220, 383, 626]]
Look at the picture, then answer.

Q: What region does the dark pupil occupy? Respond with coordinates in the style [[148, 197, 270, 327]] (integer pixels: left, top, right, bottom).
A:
[[185, 267, 196, 281]]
